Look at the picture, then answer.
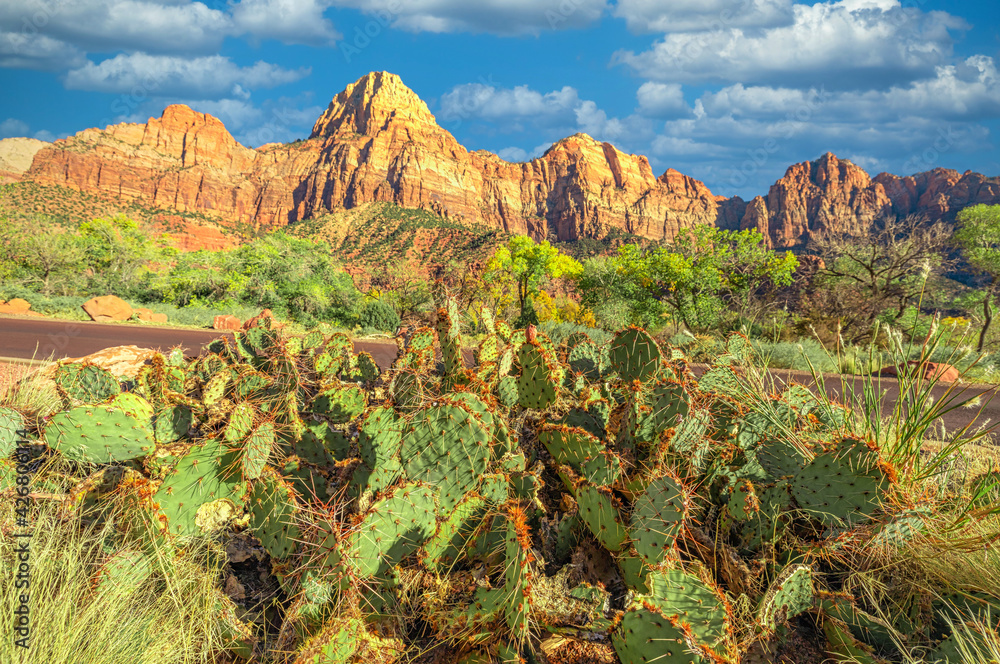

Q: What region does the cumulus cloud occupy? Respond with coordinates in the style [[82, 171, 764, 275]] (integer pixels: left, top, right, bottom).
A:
[[330, 0, 607, 35], [636, 82, 690, 118], [0, 118, 30, 138], [230, 0, 341, 46], [613, 0, 794, 33], [612, 0, 968, 88], [64, 53, 310, 98], [0, 0, 233, 56], [0, 0, 340, 64], [0, 31, 85, 70], [440, 84, 581, 122]]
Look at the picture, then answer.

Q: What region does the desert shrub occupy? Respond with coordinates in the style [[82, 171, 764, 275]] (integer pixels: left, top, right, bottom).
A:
[[356, 299, 401, 332], [540, 321, 612, 346]]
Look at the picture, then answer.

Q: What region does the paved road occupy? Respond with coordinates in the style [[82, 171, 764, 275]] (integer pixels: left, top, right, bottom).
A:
[[2, 316, 997, 442]]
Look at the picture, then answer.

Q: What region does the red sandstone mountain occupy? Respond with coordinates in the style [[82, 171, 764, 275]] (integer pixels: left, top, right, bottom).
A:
[[8, 71, 1000, 249]]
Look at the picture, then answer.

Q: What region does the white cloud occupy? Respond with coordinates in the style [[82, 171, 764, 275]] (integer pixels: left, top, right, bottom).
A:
[[230, 0, 341, 46], [613, 0, 794, 33], [0, 31, 86, 70], [440, 84, 581, 122], [0, 0, 340, 64], [0, 118, 29, 138], [612, 0, 968, 87], [636, 82, 690, 118], [64, 53, 310, 98], [0, 0, 233, 55], [331, 0, 607, 35], [695, 57, 1000, 124]]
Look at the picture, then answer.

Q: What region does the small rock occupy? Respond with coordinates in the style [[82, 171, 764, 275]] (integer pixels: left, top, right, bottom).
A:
[[134, 307, 154, 321], [213, 314, 242, 331], [150, 313, 168, 323], [224, 574, 246, 601], [878, 361, 960, 383], [6, 298, 30, 312], [82, 295, 133, 321]]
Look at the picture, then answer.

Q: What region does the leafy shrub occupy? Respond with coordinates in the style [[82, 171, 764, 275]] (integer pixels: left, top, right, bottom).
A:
[[540, 321, 612, 346], [356, 300, 400, 332]]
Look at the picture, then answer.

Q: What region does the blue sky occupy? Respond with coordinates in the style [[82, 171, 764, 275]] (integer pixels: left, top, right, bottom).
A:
[[1, 0, 998, 199]]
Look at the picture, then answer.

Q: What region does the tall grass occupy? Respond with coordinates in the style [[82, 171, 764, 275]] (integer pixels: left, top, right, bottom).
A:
[[0, 474, 230, 664]]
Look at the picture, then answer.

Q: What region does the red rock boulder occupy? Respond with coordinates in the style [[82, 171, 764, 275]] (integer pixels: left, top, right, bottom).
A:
[[150, 313, 168, 323], [82, 295, 133, 322], [878, 361, 960, 383], [213, 315, 242, 331], [134, 307, 154, 321], [243, 309, 284, 330]]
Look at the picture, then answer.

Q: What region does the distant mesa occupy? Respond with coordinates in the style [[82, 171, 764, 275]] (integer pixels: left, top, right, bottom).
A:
[[2, 71, 999, 249]]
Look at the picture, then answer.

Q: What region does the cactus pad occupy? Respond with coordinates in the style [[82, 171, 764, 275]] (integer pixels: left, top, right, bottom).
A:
[[630, 473, 688, 565], [791, 437, 890, 526], [343, 483, 437, 578], [0, 406, 25, 456], [54, 362, 121, 404], [45, 403, 155, 464], [576, 482, 629, 552], [517, 342, 561, 409], [538, 424, 621, 486], [609, 327, 661, 383], [249, 471, 301, 560], [310, 384, 366, 423], [401, 400, 490, 510], [151, 438, 247, 537]]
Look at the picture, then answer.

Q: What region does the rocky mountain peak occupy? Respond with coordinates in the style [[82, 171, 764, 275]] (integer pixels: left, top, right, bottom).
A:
[[310, 71, 437, 139]]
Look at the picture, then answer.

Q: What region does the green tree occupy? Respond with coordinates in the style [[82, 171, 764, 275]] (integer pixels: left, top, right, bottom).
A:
[[77, 215, 156, 295], [482, 236, 583, 323], [0, 213, 83, 295], [612, 226, 798, 333], [954, 204, 1000, 352]]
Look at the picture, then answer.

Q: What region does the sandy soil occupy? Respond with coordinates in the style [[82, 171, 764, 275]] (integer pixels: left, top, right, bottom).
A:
[[0, 362, 37, 395]]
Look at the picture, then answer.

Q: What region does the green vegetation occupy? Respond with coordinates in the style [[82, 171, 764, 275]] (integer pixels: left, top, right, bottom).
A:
[[2, 287, 998, 663], [482, 235, 584, 326]]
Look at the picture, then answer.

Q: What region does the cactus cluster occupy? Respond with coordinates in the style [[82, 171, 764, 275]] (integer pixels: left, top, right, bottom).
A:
[[6, 282, 985, 664]]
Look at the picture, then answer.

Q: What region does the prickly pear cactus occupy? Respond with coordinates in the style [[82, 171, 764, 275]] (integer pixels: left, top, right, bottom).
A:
[[45, 403, 155, 464], [791, 437, 891, 526], [400, 400, 490, 510], [609, 327, 661, 383], [342, 483, 437, 578], [53, 362, 121, 405], [0, 406, 25, 456], [630, 473, 688, 565]]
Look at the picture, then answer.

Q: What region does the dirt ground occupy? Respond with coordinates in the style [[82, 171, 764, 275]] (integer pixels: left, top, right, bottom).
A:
[[0, 362, 36, 395]]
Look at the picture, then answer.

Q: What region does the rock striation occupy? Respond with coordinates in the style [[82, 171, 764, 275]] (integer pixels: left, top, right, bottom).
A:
[[19, 72, 735, 243], [14, 72, 1000, 248]]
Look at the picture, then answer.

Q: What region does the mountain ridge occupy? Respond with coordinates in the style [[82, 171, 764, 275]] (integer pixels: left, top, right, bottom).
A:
[[5, 71, 1000, 248]]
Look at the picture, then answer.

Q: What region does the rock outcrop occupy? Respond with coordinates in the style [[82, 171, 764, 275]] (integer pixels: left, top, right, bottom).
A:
[[15, 72, 1000, 248], [0, 137, 49, 183], [81, 295, 133, 322], [21, 72, 731, 243], [741, 154, 1000, 248]]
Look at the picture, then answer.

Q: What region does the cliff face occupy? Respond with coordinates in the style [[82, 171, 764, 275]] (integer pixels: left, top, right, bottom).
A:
[[20, 72, 734, 243], [739, 154, 1000, 248], [17, 71, 1000, 248]]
